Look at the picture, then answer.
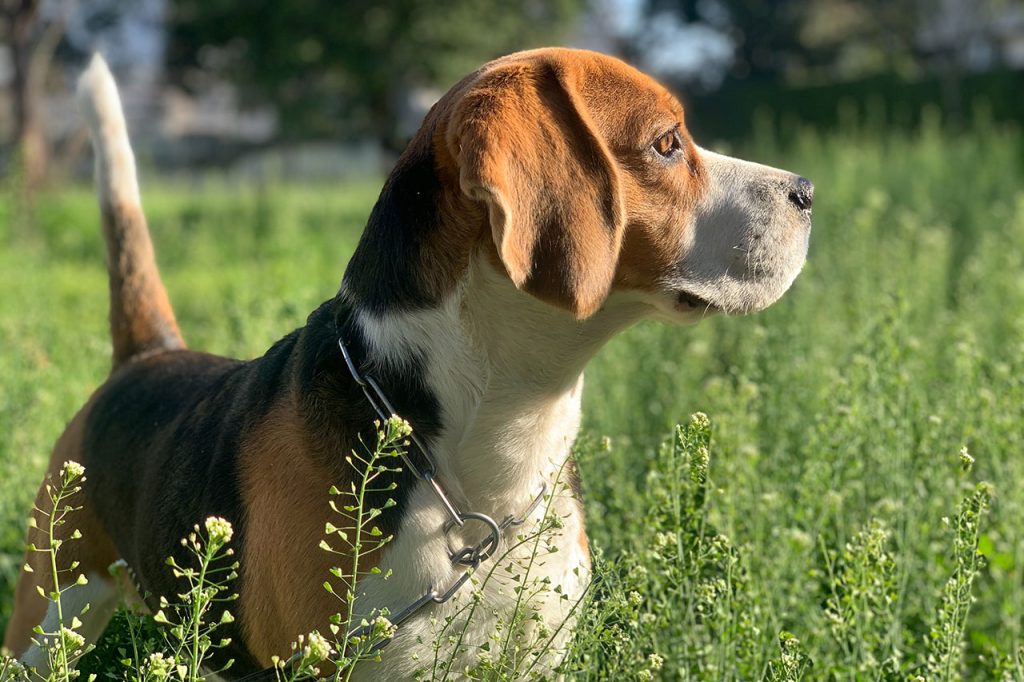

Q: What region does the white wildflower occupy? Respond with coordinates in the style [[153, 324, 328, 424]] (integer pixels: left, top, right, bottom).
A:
[[59, 626, 85, 652], [61, 461, 85, 481], [204, 516, 234, 544], [958, 445, 975, 471], [145, 652, 175, 680], [386, 415, 413, 438], [305, 631, 333, 661], [373, 615, 397, 640]]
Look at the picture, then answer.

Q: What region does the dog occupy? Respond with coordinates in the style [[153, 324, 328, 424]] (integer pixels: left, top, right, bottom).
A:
[[3, 48, 812, 679]]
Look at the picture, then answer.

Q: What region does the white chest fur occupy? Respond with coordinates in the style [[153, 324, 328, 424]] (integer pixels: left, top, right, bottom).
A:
[[351, 457, 590, 681], [344, 257, 646, 679]]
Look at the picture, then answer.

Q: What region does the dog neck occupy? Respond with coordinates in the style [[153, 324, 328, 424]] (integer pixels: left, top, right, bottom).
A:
[[342, 253, 647, 520]]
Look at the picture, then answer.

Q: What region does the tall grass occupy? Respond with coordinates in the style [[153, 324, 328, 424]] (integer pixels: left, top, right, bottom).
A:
[[2, 116, 1022, 678]]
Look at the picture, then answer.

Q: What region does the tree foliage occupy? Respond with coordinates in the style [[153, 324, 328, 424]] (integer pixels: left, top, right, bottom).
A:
[[636, 0, 1007, 86], [167, 0, 584, 148]]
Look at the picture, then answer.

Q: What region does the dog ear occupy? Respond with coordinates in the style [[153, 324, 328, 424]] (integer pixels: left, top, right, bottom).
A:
[[447, 60, 625, 319]]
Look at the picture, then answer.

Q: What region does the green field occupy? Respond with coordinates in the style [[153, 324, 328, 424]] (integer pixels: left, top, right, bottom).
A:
[[2, 115, 1023, 679]]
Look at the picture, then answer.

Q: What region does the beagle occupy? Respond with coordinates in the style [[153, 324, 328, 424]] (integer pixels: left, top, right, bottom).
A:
[[3, 48, 812, 679]]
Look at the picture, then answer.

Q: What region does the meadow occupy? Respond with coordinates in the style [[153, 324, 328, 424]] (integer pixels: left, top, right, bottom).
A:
[[1, 111, 1023, 679]]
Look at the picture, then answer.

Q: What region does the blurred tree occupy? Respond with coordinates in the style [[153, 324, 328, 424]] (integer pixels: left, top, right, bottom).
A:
[[640, 0, 926, 85], [167, 0, 584, 151], [619, 0, 1024, 140], [1, 0, 68, 190]]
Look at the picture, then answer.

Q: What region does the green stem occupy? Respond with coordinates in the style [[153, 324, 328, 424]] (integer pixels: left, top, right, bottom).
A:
[[47, 491, 69, 682], [190, 543, 212, 682], [341, 436, 386, 682]]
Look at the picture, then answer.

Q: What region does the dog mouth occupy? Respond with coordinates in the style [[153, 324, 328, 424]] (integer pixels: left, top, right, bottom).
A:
[[676, 290, 717, 312]]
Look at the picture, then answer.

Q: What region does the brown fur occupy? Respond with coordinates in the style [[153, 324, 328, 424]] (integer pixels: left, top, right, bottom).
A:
[[412, 48, 710, 317], [348, 48, 710, 319], [236, 399, 370, 662], [101, 200, 184, 367], [444, 57, 625, 318]]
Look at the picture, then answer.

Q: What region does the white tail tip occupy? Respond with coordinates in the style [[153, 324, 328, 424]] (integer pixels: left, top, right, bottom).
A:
[[77, 53, 140, 207]]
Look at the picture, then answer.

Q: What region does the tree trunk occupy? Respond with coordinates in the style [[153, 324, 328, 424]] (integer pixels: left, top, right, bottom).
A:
[[7, 0, 46, 189]]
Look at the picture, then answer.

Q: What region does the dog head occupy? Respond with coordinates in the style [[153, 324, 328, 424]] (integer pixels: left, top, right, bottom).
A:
[[441, 48, 812, 320]]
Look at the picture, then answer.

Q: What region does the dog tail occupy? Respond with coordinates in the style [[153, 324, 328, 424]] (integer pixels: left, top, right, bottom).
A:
[[77, 54, 185, 368]]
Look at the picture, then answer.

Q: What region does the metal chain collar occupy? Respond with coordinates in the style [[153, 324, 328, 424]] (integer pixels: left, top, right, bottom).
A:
[[337, 336, 547, 650], [236, 337, 548, 681]]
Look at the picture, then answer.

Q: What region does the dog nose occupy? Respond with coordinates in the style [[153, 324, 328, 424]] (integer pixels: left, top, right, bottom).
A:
[[788, 176, 814, 211]]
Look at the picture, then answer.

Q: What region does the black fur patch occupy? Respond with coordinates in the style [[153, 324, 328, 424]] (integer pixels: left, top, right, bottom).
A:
[[341, 127, 445, 315], [303, 301, 440, 533], [82, 300, 443, 676]]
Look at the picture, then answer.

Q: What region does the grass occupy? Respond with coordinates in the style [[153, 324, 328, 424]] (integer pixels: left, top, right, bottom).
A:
[[2, 111, 1023, 679]]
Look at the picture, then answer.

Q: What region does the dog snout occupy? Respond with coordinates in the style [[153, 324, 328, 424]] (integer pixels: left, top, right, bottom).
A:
[[787, 176, 814, 211]]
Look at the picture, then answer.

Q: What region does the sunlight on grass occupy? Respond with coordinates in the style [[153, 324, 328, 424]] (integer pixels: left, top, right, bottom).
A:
[[2, 122, 1022, 679]]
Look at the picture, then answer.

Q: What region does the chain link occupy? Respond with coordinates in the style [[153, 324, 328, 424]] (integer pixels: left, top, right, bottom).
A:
[[338, 336, 465, 525]]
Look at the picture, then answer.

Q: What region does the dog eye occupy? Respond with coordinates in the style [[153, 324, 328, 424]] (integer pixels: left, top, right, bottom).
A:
[[653, 130, 682, 158]]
